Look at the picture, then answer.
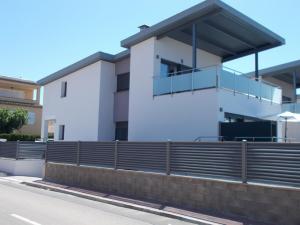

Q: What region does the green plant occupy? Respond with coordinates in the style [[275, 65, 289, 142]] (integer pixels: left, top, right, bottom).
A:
[[0, 108, 28, 133], [0, 133, 40, 141]]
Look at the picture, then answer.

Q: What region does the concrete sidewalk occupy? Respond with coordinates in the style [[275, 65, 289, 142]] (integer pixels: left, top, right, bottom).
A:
[[18, 178, 267, 225]]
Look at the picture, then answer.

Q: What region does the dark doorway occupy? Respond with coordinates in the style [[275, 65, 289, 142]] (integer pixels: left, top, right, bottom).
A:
[[220, 121, 277, 142]]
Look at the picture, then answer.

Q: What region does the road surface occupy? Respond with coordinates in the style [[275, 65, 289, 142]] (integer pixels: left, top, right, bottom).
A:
[[0, 178, 199, 225]]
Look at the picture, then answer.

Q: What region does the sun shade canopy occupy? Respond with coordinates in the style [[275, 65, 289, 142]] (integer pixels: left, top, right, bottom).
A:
[[121, 0, 285, 62], [255, 60, 300, 86]]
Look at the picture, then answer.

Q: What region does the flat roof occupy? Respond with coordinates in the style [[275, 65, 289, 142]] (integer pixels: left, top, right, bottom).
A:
[[255, 60, 300, 85], [121, 0, 285, 62], [0, 75, 37, 86], [37, 50, 130, 85]]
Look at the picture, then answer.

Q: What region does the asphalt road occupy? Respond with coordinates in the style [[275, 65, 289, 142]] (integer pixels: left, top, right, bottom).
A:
[[0, 179, 199, 225]]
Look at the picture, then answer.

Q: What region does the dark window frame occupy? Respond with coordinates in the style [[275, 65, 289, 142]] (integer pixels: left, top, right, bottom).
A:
[[61, 81, 67, 98], [117, 73, 130, 92], [59, 125, 65, 140], [160, 59, 192, 77], [115, 121, 128, 141]]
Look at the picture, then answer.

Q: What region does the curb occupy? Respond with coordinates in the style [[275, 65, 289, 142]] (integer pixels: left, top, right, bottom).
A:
[[22, 181, 220, 225]]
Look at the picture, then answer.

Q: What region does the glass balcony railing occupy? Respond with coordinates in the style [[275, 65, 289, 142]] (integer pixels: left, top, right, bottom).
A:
[[153, 65, 282, 104], [282, 103, 300, 113]]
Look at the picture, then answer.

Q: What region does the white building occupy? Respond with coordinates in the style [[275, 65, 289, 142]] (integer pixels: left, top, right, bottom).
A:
[[38, 0, 290, 142]]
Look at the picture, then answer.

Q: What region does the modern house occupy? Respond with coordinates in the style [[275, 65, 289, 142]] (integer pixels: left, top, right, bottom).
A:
[[254, 60, 300, 141], [38, 0, 288, 142], [0, 75, 42, 135]]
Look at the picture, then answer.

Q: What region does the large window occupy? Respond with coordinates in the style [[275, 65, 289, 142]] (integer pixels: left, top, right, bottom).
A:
[[59, 125, 65, 140], [115, 122, 128, 141], [117, 73, 130, 92], [61, 81, 67, 98], [27, 112, 36, 125], [160, 59, 191, 77]]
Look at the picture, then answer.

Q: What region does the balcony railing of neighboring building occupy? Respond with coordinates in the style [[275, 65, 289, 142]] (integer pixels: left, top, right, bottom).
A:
[[153, 65, 282, 104], [0, 88, 39, 105], [282, 102, 300, 113]]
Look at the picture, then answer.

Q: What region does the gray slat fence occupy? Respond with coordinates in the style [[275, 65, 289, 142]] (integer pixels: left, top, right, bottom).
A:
[[0, 141, 18, 158], [247, 142, 300, 187], [44, 141, 300, 188], [18, 142, 46, 159]]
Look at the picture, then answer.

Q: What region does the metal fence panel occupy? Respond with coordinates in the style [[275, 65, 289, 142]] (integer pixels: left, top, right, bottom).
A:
[[80, 142, 114, 168], [117, 142, 166, 173], [170, 142, 242, 180], [247, 143, 300, 187], [18, 142, 46, 159], [0, 142, 17, 158], [47, 142, 77, 164]]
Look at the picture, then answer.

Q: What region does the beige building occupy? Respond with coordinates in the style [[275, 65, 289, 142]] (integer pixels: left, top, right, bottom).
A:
[[0, 75, 42, 135]]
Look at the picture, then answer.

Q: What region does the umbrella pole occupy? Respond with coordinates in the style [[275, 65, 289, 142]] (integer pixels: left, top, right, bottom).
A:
[[285, 118, 287, 143]]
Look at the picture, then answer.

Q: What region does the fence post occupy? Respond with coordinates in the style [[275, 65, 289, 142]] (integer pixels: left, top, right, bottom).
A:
[[77, 141, 81, 166], [114, 140, 119, 170], [45, 141, 48, 163], [16, 140, 20, 160], [166, 140, 171, 175], [241, 140, 247, 183]]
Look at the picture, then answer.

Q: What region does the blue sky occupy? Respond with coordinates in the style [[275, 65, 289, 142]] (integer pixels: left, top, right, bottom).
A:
[[0, 0, 299, 82]]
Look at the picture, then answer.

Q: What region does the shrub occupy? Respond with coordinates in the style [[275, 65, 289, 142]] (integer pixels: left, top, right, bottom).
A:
[[0, 133, 40, 141]]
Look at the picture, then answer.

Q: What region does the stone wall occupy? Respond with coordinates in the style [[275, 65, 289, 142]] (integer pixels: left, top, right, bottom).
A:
[[45, 163, 300, 225]]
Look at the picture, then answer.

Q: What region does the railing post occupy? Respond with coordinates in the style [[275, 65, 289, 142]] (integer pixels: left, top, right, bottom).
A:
[[77, 141, 81, 166], [234, 72, 236, 96], [16, 140, 20, 160], [114, 140, 119, 170], [170, 75, 173, 96], [166, 140, 171, 175], [241, 140, 247, 183], [191, 70, 194, 93]]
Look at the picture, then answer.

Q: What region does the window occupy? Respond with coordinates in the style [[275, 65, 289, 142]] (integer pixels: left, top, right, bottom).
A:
[[117, 73, 130, 92], [59, 125, 65, 140], [282, 96, 292, 103], [61, 81, 67, 98], [27, 112, 36, 125], [160, 59, 191, 77], [115, 122, 128, 141]]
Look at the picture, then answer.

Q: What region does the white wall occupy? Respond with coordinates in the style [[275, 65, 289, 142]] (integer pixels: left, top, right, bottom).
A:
[[98, 61, 116, 141], [0, 158, 44, 177], [42, 61, 102, 141], [128, 37, 221, 141], [218, 89, 282, 121]]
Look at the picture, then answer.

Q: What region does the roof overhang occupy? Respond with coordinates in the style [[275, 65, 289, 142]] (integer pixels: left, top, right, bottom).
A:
[[37, 50, 130, 86], [121, 0, 285, 62], [0, 75, 38, 86], [255, 60, 300, 85]]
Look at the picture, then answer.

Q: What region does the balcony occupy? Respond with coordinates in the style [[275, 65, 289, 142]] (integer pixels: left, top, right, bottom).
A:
[[153, 66, 282, 104], [282, 102, 300, 113], [0, 89, 38, 105]]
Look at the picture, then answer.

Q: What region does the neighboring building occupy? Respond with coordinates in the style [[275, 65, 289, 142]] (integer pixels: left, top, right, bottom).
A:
[[38, 0, 287, 142], [254, 60, 300, 141], [0, 75, 42, 135]]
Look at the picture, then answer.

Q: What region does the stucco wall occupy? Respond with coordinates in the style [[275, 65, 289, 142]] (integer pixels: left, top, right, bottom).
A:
[[41, 61, 102, 141], [0, 158, 44, 177], [218, 89, 282, 121], [45, 163, 300, 225], [98, 61, 116, 141], [128, 37, 221, 141]]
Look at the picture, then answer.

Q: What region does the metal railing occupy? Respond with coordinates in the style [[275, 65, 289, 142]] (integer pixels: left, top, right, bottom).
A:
[[153, 65, 282, 104], [0, 141, 46, 159], [46, 141, 300, 188]]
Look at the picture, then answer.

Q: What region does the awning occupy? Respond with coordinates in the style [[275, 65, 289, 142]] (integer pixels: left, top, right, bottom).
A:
[[121, 0, 285, 62]]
